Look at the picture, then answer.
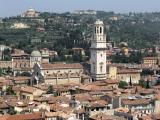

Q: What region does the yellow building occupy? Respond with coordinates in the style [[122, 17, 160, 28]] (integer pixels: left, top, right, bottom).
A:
[[107, 65, 142, 84], [19, 86, 45, 100], [107, 65, 117, 79], [72, 48, 85, 56]]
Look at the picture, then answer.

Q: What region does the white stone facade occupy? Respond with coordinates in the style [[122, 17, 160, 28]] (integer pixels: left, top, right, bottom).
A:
[[90, 20, 107, 80]]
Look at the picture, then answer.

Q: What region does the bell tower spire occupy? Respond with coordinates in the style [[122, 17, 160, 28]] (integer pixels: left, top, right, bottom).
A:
[[90, 20, 107, 81]]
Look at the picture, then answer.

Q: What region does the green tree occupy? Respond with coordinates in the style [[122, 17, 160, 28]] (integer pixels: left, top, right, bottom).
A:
[[2, 49, 12, 61], [139, 79, 147, 88], [0, 68, 3, 76], [146, 79, 150, 89], [8, 108, 17, 115], [20, 72, 31, 77], [6, 86, 15, 95], [6, 67, 12, 75], [129, 76, 132, 86], [119, 81, 128, 89], [47, 85, 54, 94]]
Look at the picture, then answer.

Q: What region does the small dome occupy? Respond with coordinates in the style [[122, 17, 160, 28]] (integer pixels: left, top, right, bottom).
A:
[[31, 50, 41, 57], [95, 19, 103, 25], [27, 8, 35, 12], [119, 42, 128, 47]]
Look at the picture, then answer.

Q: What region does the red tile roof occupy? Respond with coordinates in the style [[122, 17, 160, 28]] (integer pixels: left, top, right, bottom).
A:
[[41, 63, 83, 69], [0, 112, 43, 120], [122, 98, 150, 105]]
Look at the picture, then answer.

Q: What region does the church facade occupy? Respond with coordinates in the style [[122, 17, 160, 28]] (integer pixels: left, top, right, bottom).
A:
[[31, 63, 84, 85]]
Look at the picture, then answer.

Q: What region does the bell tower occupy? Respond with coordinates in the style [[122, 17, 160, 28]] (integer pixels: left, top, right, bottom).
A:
[[90, 20, 107, 81]]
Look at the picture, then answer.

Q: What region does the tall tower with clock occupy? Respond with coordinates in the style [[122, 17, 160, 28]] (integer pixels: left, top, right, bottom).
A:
[[90, 20, 107, 81]]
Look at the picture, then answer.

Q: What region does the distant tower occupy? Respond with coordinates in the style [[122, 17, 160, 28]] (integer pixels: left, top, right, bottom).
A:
[[90, 20, 107, 81]]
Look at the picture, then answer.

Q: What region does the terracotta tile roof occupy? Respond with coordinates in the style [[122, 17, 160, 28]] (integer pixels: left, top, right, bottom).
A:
[[139, 89, 154, 95], [50, 103, 72, 113], [104, 79, 120, 84], [0, 112, 43, 120], [79, 84, 101, 91], [41, 63, 83, 69], [115, 107, 130, 113], [20, 86, 38, 94], [48, 96, 70, 104], [0, 77, 13, 86], [90, 112, 126, 120], [73, 109, 85, 114], [153, 85, 160, 89], [75, 93, 98, 102], [33, 84, 49, 91], [0, 102, 9, 109], [45, 111, 63, 117], [12, 86, 21, 92], [117, 69, 142, 74], [34, 96, 49, 102], [122, 98, 150, 105], [88, 100, 108, 108], [139, 114, 152, 120]]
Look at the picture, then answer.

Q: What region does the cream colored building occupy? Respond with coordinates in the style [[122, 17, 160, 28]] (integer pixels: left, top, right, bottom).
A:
[[72, 48, 85, 56], [107, 65, 117, 79], [0, 50, 46, 76], [143, 57, 160, 66], [19, 86, 45, 100], [107, 65, 142, 84], [32, 63, 84, 85], [10, 23, 30, 29], [40, 48, 50, 63], [21, 8, 39, 18]]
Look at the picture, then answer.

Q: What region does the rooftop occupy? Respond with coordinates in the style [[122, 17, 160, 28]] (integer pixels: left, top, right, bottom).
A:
[[41, 63, 83, 69]]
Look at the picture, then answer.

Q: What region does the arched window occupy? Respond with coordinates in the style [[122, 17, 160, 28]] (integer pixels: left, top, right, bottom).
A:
[[100, 27, 102, 33], [97, 27, 99, 33], [100, 66, 103, 73]]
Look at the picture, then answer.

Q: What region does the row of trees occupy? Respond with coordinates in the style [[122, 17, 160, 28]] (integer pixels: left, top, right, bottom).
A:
[[118, 79, 150, 89], [110, 51, 144, 64]]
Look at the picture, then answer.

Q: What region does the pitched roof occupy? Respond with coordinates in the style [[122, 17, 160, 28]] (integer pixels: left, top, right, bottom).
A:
[[0, 112, 43, 120], [122, 98, 150, 105], [90, 112, 126, 120], [20, 86, 39, 94], [41, 63, 83, 69]]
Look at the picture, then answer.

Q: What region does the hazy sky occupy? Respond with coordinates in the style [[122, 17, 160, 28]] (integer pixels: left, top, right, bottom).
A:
[[1, 0, 160, 17]]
